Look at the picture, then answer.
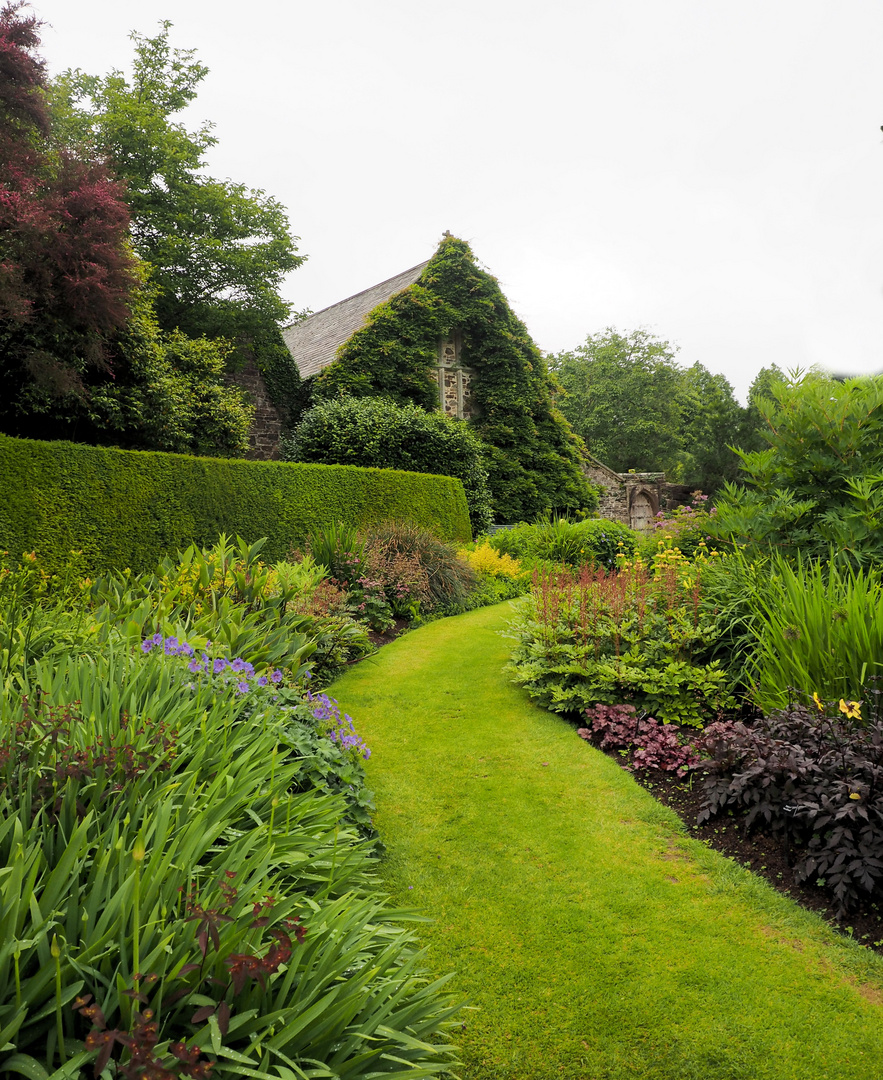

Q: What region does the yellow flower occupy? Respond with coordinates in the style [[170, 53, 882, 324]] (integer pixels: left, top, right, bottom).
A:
[[849, 792, 861, 800], [812, 692, 824, 712], [838, 699, 862, 720]]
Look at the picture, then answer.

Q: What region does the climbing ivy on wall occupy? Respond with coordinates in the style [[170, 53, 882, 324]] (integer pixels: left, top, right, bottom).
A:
[[250, 324, 304, 429], [314, 236, 597, 522]]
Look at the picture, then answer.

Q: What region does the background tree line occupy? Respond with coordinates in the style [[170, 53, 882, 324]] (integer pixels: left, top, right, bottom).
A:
[[548, 328, 786, 493]]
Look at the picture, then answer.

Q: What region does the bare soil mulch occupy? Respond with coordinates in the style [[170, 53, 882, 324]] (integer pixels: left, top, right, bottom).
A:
[[627, 760, 883, 954]]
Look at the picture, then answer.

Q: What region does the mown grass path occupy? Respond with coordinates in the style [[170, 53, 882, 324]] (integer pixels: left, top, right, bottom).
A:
[[329, 602, 883, 1080]]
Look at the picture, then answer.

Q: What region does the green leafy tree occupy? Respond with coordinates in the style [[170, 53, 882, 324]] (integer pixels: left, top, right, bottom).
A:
[[51, 21, 305, 424], [84, 267, 254, 456], [734, 363, 787, 455], [677, 362, 744, 491], [710, 371, 883, 566], [548, 329, 686, 475], [549, 330, 751, 492]]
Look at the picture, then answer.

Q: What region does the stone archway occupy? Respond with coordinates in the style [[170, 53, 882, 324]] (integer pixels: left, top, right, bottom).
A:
[[629, 489, 657, 533]]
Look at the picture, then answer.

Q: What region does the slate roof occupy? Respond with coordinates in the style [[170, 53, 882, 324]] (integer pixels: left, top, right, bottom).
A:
[[283, 260, 430, 380]]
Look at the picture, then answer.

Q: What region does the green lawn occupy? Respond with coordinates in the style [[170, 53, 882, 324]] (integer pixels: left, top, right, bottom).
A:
[[329, 601, 883, 1080]]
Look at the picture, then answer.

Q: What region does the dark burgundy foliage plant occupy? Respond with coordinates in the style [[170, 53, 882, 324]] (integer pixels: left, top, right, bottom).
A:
[[0, 1, 136, 434], [577, 703, 701, 776], [697, 701, 883, 917]]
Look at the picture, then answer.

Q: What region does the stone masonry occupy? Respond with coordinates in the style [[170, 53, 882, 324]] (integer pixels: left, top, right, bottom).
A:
[[582, 455, 693, 532], [228, 358, 285, 460], [436, 332, 476, 419]]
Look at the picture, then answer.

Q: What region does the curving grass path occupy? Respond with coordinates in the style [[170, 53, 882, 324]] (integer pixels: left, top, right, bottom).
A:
[[329, 602, 883, 1080]]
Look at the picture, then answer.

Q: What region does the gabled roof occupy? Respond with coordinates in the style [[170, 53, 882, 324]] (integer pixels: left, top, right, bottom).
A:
[[283, 260, 430, 379]]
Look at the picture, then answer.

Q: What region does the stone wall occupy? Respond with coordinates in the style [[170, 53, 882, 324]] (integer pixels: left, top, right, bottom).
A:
[[582, 458, 693, 532], [436, 332, 475, 419], [227, 359, 285, 460]]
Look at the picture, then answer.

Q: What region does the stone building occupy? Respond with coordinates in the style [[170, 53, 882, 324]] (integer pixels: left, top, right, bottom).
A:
[[283, 261, 476, 421], [280, 247, 692, 529], [581, 455, 693, 532]]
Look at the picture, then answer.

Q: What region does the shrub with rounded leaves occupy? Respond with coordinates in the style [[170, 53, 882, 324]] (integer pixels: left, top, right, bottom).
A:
[[284, 395, 493, 535], [488, 516, 637, 570]]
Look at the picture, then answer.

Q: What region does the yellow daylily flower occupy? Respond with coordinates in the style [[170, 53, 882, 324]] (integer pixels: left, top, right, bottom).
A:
[[838, 699, 862, 720], [812, 692, 824, 712]]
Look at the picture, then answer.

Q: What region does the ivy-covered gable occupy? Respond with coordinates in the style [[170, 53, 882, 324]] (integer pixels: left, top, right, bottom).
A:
[[313, 235, 597, 522], [319, 285, 455, 409]]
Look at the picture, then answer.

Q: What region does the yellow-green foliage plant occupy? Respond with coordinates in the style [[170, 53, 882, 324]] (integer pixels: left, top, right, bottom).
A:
[[458, 541, 523, 579]]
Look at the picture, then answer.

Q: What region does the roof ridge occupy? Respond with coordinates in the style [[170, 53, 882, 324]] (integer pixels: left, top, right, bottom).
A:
[[284, 259, 430, 329]]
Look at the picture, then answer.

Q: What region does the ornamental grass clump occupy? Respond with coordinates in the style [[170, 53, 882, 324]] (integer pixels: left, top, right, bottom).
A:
[[363, 520, 476, 611], [743, 553, 883, 712], [508, 558, 733, 726], [308, 520, 442, 627]]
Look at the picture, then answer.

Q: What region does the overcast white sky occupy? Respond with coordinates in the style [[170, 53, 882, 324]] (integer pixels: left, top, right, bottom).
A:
[[32, 0, 883, 402]]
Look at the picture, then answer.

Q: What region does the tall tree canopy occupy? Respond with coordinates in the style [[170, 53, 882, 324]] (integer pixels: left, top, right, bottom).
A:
[[51, 22, 305, 423], [0, 0, 137, 433], [548, 328, 745, 492], [736, 363, 788, 455], [548, 329, 687, 475], [0, 4, 253, 454], [677, 362, 744, 490]]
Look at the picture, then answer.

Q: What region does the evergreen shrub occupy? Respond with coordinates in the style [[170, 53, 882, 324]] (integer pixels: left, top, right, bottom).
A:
[[0, 434, 471, 575], [285, 395, 494, 534]]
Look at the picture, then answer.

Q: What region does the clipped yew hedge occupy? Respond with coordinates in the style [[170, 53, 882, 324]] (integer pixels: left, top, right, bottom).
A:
[[0, 434, 472, 573]]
